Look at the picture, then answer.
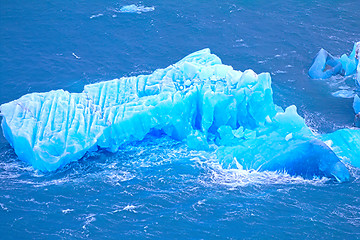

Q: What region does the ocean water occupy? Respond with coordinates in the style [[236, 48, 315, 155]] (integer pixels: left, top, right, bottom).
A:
[[1, 0, 360, 239]]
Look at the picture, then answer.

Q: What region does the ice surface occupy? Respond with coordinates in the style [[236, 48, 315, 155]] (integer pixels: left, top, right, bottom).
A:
[[321, 129, 360, 168], [215, 106, 350, 182], [0, 49, 352, 182]]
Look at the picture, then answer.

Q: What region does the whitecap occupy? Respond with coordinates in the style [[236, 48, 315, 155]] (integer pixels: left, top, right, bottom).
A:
[[62, 209, 74, 214], [89, 13, 103, 19], [72, 53, 81, 59], [193, 155, 331, 188]]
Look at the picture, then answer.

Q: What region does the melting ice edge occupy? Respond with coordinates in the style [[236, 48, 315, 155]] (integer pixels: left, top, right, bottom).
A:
[[0, 49, 359, 182]]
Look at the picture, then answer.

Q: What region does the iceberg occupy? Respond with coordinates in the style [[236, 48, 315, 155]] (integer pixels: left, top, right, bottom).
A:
[[118, 4, 155, 13], [0, 49, 351, 182], [308, 48, 343, 79]]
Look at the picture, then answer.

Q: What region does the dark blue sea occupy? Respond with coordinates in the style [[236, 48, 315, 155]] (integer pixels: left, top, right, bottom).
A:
[[1, 0, 360, 239]]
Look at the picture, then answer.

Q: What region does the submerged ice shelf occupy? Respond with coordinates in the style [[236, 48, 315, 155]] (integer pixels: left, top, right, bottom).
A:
[[0, 49, 356, 182]]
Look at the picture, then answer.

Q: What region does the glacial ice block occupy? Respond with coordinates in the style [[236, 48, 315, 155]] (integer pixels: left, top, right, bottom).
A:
[[118, 4, 155, 13], [309, 42, 359, 79], [0, 49, 351, 182], [308, 49, 342, 79]]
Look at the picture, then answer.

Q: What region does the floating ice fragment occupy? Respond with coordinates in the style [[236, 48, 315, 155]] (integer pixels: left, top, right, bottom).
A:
[[309, 49, 343, 79], [117, 4, 155, 14], [309, 42, 359, 79]]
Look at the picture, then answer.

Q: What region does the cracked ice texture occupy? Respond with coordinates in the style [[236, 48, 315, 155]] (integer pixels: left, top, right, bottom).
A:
[[2, 49, 272, 171]]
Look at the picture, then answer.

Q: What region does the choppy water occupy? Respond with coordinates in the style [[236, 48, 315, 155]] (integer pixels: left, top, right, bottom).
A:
[[1, 0, 360, 239]]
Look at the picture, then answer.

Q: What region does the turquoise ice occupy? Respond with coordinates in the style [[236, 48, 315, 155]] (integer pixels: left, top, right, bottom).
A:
[[0, 49, 352, 182], [308, 48, 343, 79], [321, 128, 360, 169]]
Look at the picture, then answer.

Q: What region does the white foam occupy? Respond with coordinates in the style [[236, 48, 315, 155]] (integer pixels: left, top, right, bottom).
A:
[[72, 52, 81, 59], [62, 209, 74, 214], [89, 13, 103, 19], [193, 156, 331, 188]]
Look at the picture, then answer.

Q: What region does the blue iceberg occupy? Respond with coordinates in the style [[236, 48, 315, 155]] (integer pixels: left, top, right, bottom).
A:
[[308, 48, 343, 79], [0, 49, 352, 182]]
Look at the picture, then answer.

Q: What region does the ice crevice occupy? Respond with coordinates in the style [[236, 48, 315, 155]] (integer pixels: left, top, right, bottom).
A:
[[0, 49, 358, 182]]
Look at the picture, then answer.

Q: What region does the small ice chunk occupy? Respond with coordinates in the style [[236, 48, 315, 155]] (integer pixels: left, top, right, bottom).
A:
[[118, 4, 155, 13]]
